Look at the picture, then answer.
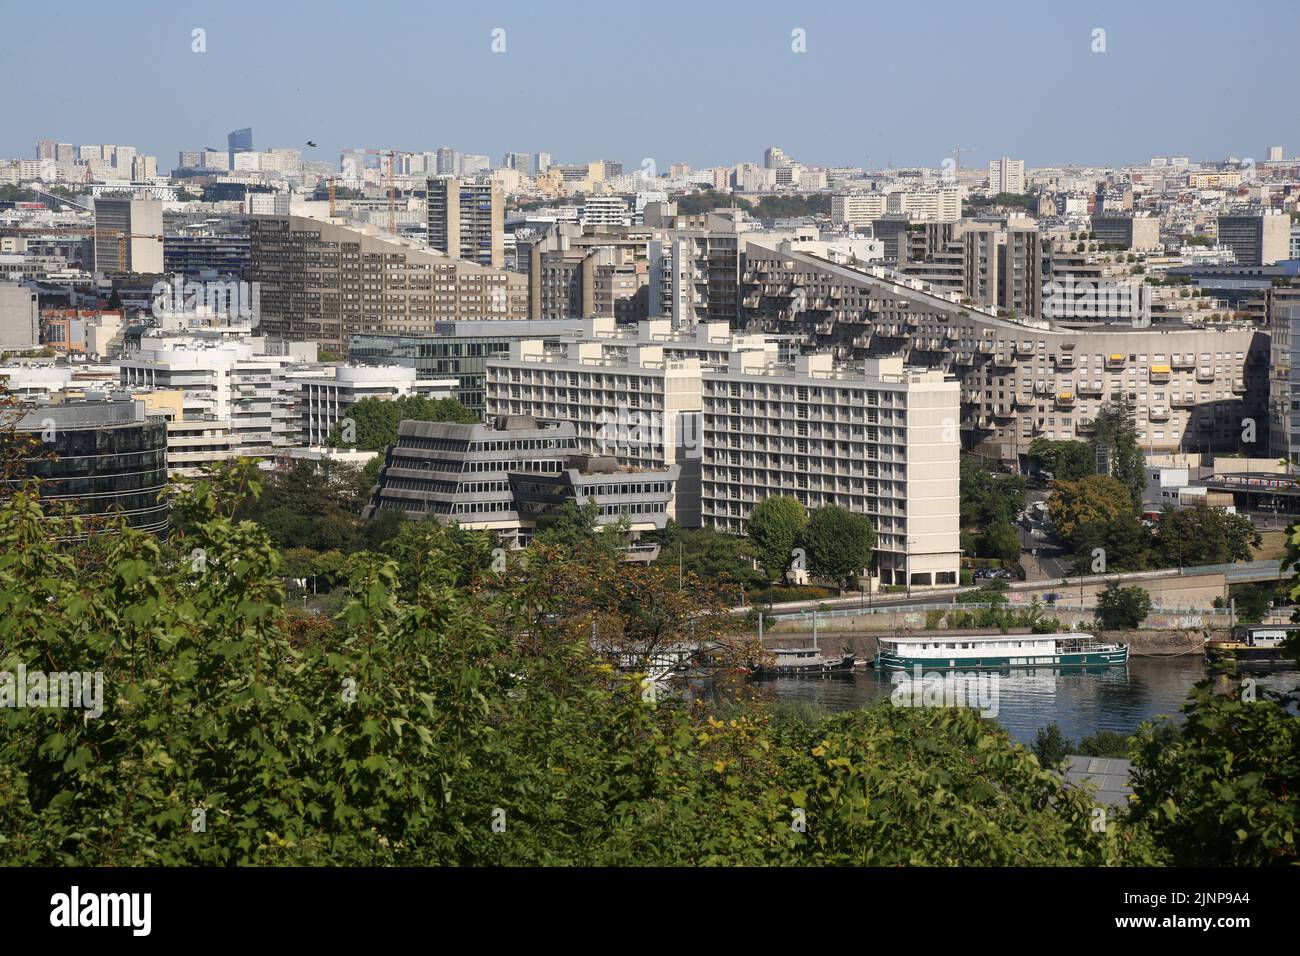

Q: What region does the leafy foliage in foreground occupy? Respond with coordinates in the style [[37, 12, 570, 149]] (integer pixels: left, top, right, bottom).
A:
[[0, 463, 1292, 866]]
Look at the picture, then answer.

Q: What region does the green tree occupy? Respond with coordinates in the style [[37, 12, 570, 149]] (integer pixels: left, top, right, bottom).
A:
[[1129, 685, 1298, 866], [1027, 438, 1094, 481], [532, 499, 628, 558], [648, 522, 763, 592], [747, 495, 807, 582], [1047, 474, 1133, 542], [328, 395, 477, 451], [1150, 503, 1260, 569], [1094, 583, 1153, 630], [801, 506, 875, 589], [1091, 398, 1144, 510], [960, 458, 1025, 528], [979, 519, 1021, 564], [1032, 723, 1074, 767]]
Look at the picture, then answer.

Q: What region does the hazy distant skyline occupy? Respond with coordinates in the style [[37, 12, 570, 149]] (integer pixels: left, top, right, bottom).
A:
[[3, 0, 1296, 173]]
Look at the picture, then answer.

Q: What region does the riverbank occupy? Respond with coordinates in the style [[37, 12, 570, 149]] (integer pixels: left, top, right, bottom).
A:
[[750, 628, 1222, 660]]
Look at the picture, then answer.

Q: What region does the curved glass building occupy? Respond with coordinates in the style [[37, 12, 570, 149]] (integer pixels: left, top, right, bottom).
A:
[[4, 400, 170, 537]]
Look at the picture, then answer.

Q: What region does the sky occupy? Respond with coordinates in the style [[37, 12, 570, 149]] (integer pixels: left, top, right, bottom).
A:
[[2, 0, 1296, 173]]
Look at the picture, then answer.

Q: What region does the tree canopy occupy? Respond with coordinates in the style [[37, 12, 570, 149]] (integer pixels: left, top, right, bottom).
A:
[[801, 506, 875, 589], [747, 496, 808, 582], [327, 396, 477, 451]]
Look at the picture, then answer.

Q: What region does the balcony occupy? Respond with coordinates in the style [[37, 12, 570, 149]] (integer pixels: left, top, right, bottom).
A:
[[1172, 393, 1196, 408], [1149, 364, 1171, 384], [1149, 406, 1169, 421], [1105, 354, 1126, 370], [1079, 380, 1103, 395], [1055, 391, 1076, 408], [1231, 378, 1247, 394], [1171, 354, 1194, 369], [1054, 353, 1074, 368], [1196, 367, 1215, 382]]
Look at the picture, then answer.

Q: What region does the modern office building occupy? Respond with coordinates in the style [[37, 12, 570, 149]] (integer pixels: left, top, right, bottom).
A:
[[93, 194, 163, 274], [2, 400, 170, 537], [227, 127, 254, 170], [248, 215, 527, 353], [361, 416, 677, 547], [1217, 210, 1291, 266], [426, 176, 504, 268]]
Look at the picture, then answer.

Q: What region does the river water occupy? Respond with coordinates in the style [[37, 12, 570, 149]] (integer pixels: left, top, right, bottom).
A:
[[757, 657, 1300, 745]]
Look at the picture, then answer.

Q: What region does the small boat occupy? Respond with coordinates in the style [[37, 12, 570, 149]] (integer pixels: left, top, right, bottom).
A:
[[751, 647, 857, 676], [1206, 625, 1299, 671], [874, 632, 1128, 671]]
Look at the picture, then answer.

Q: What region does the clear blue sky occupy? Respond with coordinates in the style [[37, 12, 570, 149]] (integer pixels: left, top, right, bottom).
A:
[[2, 0, 1295, 171]]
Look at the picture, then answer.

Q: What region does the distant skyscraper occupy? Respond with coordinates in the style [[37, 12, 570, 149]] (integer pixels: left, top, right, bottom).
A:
[[535, 152, 552, 173], [55, 143, 75, 162], [436, 147, 457, 175], [764, 147, 786, 169], [93, 194, 163, 273], [228, 127, 254, 170], [36, 139, 55, 160], [1268, 145, 1284, 162], [504, 152, 532, 174]]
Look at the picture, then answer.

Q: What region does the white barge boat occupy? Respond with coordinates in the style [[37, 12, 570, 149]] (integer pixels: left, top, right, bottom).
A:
[[874, 632, 1128, 671]]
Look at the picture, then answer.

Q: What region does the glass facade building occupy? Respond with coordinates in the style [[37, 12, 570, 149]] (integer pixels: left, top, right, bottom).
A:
[[5, 401, 170, 537]]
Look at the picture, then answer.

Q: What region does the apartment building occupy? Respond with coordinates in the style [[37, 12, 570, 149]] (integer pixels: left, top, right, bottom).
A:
[[484, 332, 960, 586], [737, 242, 1268, 462], [249, 215, 528, 353], [361, 417, 676, 548], [92, 194, 163, 273], [897, 219, 1041, 318], [701, 352, 959, 588], [1266, 285, 1300, 465], [988, 157, 1026, 195], [528, 223, 652, 322], [425, 176, 505, 268], [1217, 210, 1291, 266], [115, 332, 304, 461], [1090, 213, 1162, 253]]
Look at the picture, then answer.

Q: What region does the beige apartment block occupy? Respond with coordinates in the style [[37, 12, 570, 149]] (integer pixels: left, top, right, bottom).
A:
[[701, 352, 960, 587], [249, 215, 527, 353]]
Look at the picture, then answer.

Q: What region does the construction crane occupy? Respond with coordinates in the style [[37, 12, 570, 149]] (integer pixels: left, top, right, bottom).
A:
[[951, 146, 978, 172]]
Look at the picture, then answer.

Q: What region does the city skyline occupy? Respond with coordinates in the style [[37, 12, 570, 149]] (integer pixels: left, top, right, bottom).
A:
[[3, 0, 1296, 172]]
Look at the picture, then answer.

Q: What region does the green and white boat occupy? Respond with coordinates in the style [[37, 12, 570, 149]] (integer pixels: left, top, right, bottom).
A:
[[874, 632, 1128, 671]]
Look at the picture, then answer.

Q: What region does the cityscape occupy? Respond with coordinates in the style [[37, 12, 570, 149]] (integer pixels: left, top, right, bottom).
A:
[[0, 0, 1295, 909]]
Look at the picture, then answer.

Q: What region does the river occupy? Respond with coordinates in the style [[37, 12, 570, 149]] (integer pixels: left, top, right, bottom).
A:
[[757, 657, 1300, 745]]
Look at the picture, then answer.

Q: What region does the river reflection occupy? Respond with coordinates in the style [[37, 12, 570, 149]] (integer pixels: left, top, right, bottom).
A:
[[749, 656, 1300, 745]]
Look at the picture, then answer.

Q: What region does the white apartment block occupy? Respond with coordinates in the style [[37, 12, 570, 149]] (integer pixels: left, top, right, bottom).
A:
[[116, 334, 305, 461], [988, 157, 1026, 195], [484, 331, 962, 586], [297, 364, 457, 445], [832, 192, 889, 229], [701, 353, 960, 588]]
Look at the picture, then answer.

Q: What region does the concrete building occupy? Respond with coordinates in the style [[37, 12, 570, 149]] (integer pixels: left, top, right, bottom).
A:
[[425, 176, 505, 268], [737, 242, 1268, 462], [93, 194, 163, 273], [988, 157, 1026, 195], [701, 352, 959, 587], [249, 215, 527, 353], [361, 417, 676, 548], [1217, 210, 1291, 266], [1267, 285, 1300, 466], [0, 283, 40, 351], [1090, 214, 1162, 253]]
